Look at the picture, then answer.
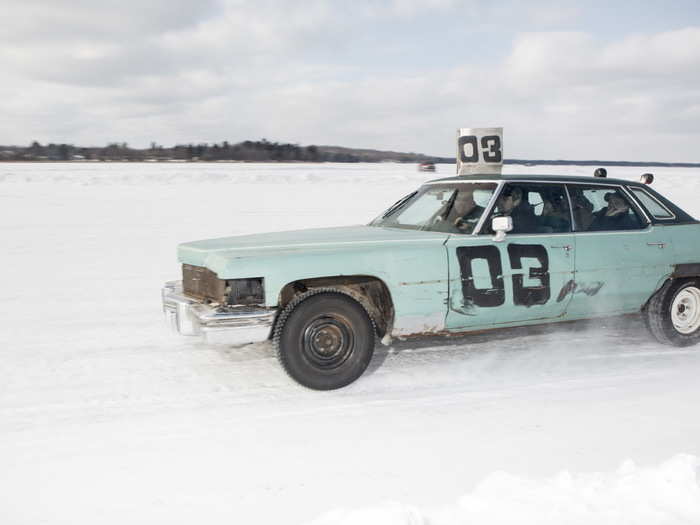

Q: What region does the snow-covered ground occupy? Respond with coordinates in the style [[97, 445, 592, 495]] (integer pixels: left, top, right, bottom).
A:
[[1, 162, 699, 524]]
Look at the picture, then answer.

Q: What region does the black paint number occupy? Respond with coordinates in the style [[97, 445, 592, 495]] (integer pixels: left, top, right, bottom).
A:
[[456, 245, 505, 307], [481, 135, 502, 162], [459, 135, 502, 164], [458, 135, 478, 163], [457, 244, 550, 308], [508, 244, 550, 306]]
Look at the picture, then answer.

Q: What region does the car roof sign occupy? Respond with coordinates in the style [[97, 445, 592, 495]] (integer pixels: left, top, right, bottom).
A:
[[456, 127, 503, 176]]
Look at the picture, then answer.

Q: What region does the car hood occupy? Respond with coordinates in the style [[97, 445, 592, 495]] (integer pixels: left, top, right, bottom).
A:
[[178, 225, 448, 270]]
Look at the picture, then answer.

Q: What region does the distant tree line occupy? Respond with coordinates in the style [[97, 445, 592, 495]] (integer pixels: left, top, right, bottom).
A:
[[5, 140, 693, 166], [0, 139, 451, 163]]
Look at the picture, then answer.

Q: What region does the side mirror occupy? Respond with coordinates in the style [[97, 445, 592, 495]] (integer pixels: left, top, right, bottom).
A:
[[492, 216, 513, 242]]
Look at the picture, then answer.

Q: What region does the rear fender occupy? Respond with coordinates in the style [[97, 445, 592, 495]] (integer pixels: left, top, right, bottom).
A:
[[644, 264, 700, 311]]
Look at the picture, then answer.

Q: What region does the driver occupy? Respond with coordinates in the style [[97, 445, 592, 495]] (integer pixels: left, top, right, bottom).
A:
[[449, 190, 485, 233], [495, 186, 536, 233]]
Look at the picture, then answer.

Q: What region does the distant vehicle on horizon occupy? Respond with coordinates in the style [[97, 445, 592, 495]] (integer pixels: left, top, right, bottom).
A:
[[418, 161, 436, 172]]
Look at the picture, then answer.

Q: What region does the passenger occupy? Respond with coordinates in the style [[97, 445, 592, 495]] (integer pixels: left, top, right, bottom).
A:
[[495, 186, 537, 234], [540, 192, 571, 232], [589, 193, 640, 231], [569, 188, 594, 231]]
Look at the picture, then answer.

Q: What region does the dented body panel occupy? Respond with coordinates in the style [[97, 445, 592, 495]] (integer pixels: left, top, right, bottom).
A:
[[445, 232, 575, 330], [178, 225, 450, 337], [565, 225, 674, 317]]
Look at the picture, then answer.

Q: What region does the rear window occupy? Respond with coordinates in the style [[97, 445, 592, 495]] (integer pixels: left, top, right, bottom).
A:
[[568, 185, 646, 232], [628, 187, 674, 219]]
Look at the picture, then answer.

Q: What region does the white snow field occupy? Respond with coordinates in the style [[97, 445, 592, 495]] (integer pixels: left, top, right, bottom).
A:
[[1, 162, 700, 524]]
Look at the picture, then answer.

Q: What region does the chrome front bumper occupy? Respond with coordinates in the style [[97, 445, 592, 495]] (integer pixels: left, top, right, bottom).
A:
[[161, 281, 276, 345]]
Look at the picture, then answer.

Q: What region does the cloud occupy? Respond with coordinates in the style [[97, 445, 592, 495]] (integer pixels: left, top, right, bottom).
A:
[[507, 28, 700, 84], [600, 27, 700, 76], [488, 28, 700, 158], [0, 0, 221, 41], [1, 1, 699, 161]]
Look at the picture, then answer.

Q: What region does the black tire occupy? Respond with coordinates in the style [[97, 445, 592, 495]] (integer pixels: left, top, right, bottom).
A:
[[644, 278, 700, 347], [273, 288, 375, 390]]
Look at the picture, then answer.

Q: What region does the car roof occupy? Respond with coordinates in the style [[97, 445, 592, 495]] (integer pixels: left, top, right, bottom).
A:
[[426, 173, 646, 187]]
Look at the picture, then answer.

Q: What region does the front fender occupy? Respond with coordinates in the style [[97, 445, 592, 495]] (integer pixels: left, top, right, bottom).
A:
[[208, 243, 449, 331]]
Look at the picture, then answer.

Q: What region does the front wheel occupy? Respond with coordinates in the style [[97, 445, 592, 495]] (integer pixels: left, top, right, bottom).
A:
[[273, 289, 375, 390], [644, 278, 700, 346]]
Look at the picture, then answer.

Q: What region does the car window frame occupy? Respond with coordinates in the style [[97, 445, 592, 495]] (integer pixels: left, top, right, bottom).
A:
[[423, 178, 659, 236], [626, 185, 676, 221], [378, 182, 499, 233], [423, 180, 503, 235], [565, 182, 651, 233], [475, 180, 575, 237]]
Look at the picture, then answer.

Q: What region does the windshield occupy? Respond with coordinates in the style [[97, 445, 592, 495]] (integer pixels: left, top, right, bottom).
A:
[[370, 183, 498, 233]]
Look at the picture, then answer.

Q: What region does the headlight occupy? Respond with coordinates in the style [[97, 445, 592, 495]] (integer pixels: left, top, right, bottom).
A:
[[182, 264, 264, 306], [227, 278, 264, 306]]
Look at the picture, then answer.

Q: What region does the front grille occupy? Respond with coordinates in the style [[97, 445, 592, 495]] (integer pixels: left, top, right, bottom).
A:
[[182, 264, 227, 303]]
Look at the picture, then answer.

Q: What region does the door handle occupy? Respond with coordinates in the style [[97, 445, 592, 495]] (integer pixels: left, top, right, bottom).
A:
[[647, 242, 667, 249], [551, 245, 573, 256]]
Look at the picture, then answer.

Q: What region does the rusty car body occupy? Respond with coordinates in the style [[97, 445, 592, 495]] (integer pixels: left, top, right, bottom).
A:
[[163, 173, 700, 389]]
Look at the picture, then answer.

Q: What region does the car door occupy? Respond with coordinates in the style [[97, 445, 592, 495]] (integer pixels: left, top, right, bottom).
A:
[[565, 183, 673, 317], [445, 182, 576, 331]]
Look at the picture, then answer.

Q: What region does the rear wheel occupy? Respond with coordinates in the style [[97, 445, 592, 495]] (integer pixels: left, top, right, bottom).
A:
[[273, 289, 375, 390], [644, 279, 700, 346]]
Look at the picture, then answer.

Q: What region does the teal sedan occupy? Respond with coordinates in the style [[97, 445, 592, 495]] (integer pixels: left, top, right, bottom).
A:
[[162, 173, 700, 389]]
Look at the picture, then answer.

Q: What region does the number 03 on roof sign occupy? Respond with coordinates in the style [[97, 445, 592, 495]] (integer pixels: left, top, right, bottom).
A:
[[457, 127, 503, 176]]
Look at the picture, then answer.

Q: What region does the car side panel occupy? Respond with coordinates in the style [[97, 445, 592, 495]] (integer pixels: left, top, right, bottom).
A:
[[444, 234, 575, 330], [205, 242, 450, 337], [667, 223, 700, 267], [566, 225, 674, 317]]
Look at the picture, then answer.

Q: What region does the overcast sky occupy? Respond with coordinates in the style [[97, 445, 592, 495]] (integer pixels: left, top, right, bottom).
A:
[[2, 0, 700, 161]]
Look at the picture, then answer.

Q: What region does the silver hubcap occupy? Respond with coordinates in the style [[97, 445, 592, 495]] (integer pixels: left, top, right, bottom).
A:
[[671, 286, 700, 334]]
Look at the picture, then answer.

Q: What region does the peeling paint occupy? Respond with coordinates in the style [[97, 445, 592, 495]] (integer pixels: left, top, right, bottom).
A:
[[398, 279, 446, 286], [556, 280, 605, 302], [557, 280, 577, 303], [448, 293, 477, 316], [576, 281, 605, 296]]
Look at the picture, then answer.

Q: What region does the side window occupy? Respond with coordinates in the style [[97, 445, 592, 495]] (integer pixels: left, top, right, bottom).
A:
[[628, 187, 674, 219], [483, 183, 571, 235], [569, 185, 646, 232]]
